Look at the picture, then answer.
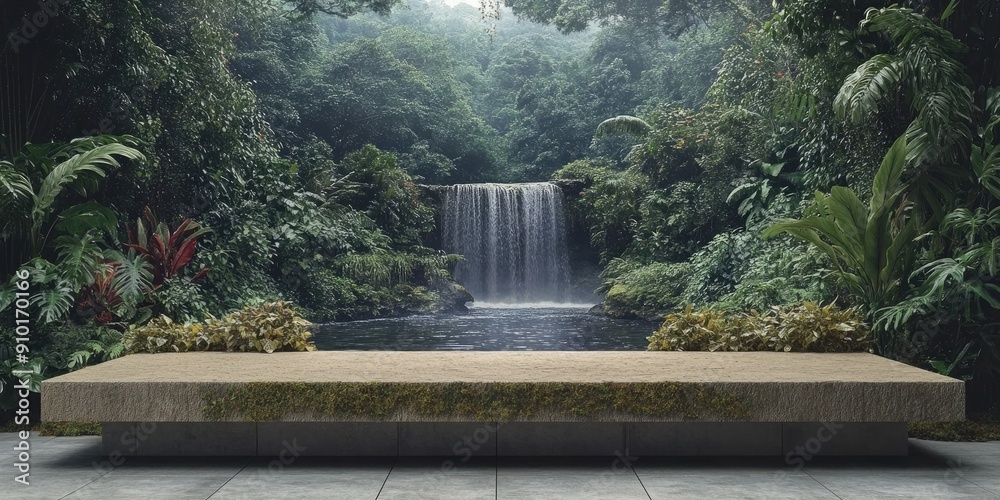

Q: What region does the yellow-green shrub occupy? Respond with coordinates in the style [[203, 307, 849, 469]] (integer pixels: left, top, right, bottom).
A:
[[128, 302, 317, 353], [647, 303, 872, 353]]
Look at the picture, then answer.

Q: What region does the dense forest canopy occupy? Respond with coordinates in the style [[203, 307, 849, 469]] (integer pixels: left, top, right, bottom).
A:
[[1, 0, 999, 418]]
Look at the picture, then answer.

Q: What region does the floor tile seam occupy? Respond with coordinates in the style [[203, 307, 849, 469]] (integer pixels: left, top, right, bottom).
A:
[[56, 452, 123, 500], [375, 455, 398, 499], [629, 463, 652, 500], [953, 474, 1000, 498], [204, 457, 253, 499], [802, 468, 844, 500]]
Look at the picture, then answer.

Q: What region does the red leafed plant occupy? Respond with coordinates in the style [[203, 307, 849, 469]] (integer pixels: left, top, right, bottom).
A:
[[126, 207, 211, 286], [75, 263, 124, 325]]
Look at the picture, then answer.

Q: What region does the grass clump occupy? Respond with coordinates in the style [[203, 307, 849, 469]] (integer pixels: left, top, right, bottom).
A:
[[128, 301, 316, 353], [909, 421, 1000, 442], [0, 421, 103, 436], [648, 302, 872, 353], [203, 382, 749, 422], [38, 421, 102, 436]]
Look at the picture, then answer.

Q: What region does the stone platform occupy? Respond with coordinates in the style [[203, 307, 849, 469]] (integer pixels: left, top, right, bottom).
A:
[[41, 352, 964, 457]]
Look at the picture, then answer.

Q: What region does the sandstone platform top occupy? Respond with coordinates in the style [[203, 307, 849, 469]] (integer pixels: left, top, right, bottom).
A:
[[45, 351, 960, 385]]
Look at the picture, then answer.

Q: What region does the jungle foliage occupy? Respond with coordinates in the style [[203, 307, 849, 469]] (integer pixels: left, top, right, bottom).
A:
[[646, 303, 872, 353], [1, 0, 998, 421], [546, 0, 998, 416]]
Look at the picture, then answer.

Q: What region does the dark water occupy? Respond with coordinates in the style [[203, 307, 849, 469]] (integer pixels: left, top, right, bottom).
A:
[[314, 305, 654, 351]]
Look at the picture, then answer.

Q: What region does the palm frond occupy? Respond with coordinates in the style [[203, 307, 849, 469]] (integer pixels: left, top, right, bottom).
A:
[[836, 7, 973, 168], [595, 116, 652, 138], [835, 54, 903, 123], [0, 162, 33, 237], [0, 161, 32, 202], [33, 143, 145, 228], [53, 201, 119, 240]]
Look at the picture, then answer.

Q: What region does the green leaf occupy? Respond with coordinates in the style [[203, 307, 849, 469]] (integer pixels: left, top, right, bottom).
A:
[[54, 201, 119, 239], [940, 0, 959, 21], [870, 135, 907, 213], [33, 143, 145, 229], [595, 115, 652, 137], [761, 162, 784, 177]]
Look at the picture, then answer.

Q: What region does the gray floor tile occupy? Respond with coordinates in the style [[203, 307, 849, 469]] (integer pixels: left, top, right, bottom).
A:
[[0, 432, 56, 448], [110, 457, 252, 476], [379, 457, 495, 500], [209, 457, 392, 500], [8, 435, 1000, 499], [241, 456, 395, 474], [802, 455, 952, 473], [63, 471, 237, 500], [633, 456, 794, 471], [4, 470, 108, 500], [637, 469, 837, 499], [807, 469, 999, 499], [498, 457, 649, 500], [958, 472, 1000, 496]]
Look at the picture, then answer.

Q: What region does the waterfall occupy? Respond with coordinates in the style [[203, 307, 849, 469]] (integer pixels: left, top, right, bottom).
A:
[[442, 183, 571, 304]]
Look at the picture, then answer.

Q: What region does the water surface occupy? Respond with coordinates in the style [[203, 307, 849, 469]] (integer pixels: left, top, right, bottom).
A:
[[315, 304, 654, 351]]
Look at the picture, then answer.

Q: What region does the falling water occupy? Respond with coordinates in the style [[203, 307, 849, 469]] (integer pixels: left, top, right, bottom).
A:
[[442, 183, 571, 304]]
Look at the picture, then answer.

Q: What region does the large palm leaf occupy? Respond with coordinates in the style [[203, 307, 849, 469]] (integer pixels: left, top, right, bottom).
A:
[[595, 115, 652, 138], [835, 7, 973, 175], [0, 163, 33, 238], [32, 143, 145, 235]]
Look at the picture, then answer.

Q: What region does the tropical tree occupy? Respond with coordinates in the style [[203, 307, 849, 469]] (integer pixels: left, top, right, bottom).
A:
[[502, 0, 770, 37], [764, 135, 917, 352], [876, 89, 1000, 379], [0, 136, 145, 276], [834, 6, 974, 218]]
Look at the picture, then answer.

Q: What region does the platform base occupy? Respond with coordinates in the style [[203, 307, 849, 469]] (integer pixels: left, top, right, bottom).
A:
[[101, 421, 909, 457]]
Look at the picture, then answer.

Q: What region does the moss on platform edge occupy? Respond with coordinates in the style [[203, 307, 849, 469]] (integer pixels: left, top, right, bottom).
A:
[[909, 421, 1000, 442], [201, 382, 749, 422], [0, 421, 102, 436]]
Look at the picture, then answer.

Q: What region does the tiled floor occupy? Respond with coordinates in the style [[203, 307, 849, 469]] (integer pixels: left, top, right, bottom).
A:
[[2, 434, 998, 499]]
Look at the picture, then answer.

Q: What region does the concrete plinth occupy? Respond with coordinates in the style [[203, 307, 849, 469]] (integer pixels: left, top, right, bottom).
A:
[[44, 351, 962, 457], [101, 421, 911, 457]]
